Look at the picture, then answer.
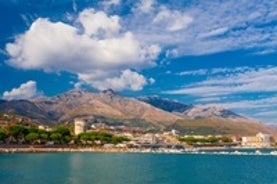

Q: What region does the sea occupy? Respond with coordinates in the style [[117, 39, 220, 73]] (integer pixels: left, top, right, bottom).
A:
[[1, 150, 277, 184]]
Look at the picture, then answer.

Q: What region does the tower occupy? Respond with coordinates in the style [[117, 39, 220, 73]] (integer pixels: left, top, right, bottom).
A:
[[74, 118, 86, 135]]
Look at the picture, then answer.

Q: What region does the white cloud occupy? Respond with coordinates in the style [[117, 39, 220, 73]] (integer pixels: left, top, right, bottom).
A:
[[195, 97, 223, 103], [165, 66, 277, 123], [78, 9, 120, 38], [134, 0, 155, 13], [153, 6, 193, 31], [6, 9, 161, 91], [72, 0, 78, 12], [177, 67, 251, 76], [127, 0, 277, 55], [4, 1, 277, 56], [102, 0, 120, 7], [203, 97, 277, 110], [178, 69, 208, 76], [2, 81, 41, 100], [83, 69, 148, 91], [198, 27, 229, 39], [149, 77, 155, 84], [198, 96, 277, 124], [166, 66, 277, 97]]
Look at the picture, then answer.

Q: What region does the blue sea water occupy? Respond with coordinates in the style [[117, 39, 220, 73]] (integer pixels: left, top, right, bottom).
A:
[[0, 152, 277, 184]]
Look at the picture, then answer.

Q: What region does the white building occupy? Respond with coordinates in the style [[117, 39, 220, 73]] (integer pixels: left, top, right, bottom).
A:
[[74, 118, 86, 135], [241, 132, 272, 147], [138, 133, 159, 144]]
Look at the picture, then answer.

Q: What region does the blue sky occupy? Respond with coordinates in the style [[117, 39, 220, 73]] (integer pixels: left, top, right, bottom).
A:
[[0, 0, 277, 124]]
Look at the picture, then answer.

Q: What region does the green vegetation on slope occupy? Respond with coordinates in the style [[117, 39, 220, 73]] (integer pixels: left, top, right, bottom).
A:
[[170, 118, 270, 136], [0, 124, 129, 146], [179, 136, 232, 145], [78, 132, 130, 145]]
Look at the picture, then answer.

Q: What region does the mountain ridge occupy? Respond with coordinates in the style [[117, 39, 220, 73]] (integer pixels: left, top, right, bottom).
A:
[[0, 90, 271, 135], [138, 96, 255, 123], [1, 90, 181, 126]]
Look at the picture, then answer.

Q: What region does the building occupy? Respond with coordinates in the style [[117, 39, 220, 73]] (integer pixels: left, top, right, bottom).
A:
[[74, 118, 86, 135], [137, 133, 160, 144], [171, 129, 180, 136], [38, 125, 52, 131], [241, 132, 272, 147], [0, 120, 7, 127]]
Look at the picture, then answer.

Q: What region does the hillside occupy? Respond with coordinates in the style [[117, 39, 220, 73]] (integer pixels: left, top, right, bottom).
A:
[[0, 90, 181, 128], [169, 118, 271, 136], [138, 96, 192, 113], [0, 99, 50, 122], [139, 96, 252, 122], [0, 90, 273, 135], [139, 96, 271, 135]]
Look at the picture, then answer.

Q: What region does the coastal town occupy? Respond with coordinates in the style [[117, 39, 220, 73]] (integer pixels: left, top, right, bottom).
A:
[[0, 113, 275, 153]]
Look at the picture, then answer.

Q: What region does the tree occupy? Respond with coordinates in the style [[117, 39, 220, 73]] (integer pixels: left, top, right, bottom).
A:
[[8, 125, 28, 139], [53, 126, 71, 137], [28, 127, 39, 133], [221, 136, 232, 143], [111, 136, 130, 144], [25, 133, 39, 144], [0, 129, 7, 142], [39, 133, 49, 141], [64, 135, 72, 143], [50, 133, 62, 143], [207, 137, 218, 143]]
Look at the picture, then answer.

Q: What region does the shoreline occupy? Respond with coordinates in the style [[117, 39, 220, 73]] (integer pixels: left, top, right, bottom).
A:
[[0, 146, 276, 154]]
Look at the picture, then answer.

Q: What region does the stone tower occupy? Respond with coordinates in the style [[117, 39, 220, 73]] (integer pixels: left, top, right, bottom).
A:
[[74, 118, 86, 135]]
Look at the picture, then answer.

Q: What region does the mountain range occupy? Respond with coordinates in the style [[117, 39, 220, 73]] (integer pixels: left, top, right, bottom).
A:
[[0, 89, 272, 135], [138, 96, 247, 121]]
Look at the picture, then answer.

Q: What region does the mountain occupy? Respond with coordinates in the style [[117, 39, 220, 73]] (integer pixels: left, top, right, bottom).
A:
[[180, 106, 248, 121], [138, 96, 192, 113], [0, 90, 181, 129], [0, 112, 41, 127], [0, 91, 272, 135], [170, 118, 272, 136], [138, 96, 271, 135], [138, 96, 249, 121], [0, 99, 50, 122]]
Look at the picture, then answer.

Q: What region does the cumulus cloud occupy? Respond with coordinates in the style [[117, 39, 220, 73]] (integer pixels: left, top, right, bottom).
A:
[[2, 81, 41, 100], [4, 1, 277, 57], [87, 69, 148, 91], [77, 9, 120, 37], [6, 9, 160, 91]]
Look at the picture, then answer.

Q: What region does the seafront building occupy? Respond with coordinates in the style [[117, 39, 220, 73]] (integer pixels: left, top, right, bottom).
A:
[[241, 132, 272, 147]]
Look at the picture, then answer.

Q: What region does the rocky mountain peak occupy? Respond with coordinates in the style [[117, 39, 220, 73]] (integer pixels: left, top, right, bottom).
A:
[[101, 89, 116, 95], [138, 96, 192, 113]]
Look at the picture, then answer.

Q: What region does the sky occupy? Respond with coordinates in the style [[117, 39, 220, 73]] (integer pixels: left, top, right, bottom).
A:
[[0, 0, 276, 124]]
